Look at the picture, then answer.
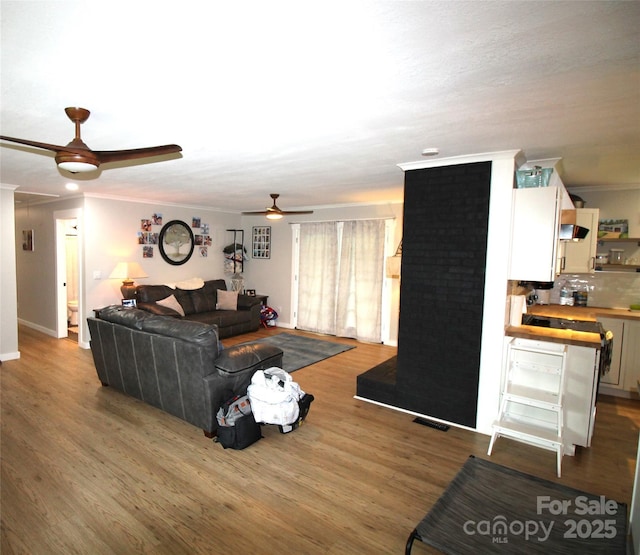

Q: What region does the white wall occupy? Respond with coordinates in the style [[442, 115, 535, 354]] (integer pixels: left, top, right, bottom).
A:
[[13, 193, 403, 349], [240, 202, 403, 338], [568, 187, 640, 236], [0, 186, 19, 361], [14, 196, 83, 336], [82, 196, 243, 345]]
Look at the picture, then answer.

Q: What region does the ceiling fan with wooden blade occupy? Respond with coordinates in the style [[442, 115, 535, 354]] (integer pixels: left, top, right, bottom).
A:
[[242, 193, 314, 220], [0, 107, 182, 173]]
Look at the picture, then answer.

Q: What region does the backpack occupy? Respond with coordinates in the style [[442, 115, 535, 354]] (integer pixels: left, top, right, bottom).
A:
[[215, 395, 262, 449]]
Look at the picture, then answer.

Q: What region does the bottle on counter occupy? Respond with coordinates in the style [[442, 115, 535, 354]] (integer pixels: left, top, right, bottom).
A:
[[573, 284, 589, 307], [559, 280, 574, 306]]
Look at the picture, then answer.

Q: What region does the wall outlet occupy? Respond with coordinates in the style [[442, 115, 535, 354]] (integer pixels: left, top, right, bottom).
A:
[[93, 270, 102, 280]]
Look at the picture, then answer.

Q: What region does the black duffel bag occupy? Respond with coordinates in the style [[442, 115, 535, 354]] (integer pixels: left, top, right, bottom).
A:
[[215, 395, 262, 450]]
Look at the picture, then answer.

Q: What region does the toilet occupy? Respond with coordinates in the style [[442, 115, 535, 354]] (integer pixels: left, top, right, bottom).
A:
[[68, 300, 79, 326]]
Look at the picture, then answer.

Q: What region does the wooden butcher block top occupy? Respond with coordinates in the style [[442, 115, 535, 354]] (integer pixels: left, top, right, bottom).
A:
[[505, 304, 639, 349]]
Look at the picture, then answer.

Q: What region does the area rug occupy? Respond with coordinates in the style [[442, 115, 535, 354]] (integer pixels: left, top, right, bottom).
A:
[[245, 333, 355, 373], [406, 455, 627, 554]]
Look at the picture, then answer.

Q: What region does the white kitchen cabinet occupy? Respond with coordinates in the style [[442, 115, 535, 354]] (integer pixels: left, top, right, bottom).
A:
[[508, 167, 572, 282], [560, 208, 599, 274], [622, 321, 640, 392], [598, 317, 640, 396]]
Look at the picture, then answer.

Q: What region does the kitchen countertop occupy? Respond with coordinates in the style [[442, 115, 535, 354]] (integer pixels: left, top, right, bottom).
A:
[[505, 304, 640, 348], [526, 304, 640, 322]]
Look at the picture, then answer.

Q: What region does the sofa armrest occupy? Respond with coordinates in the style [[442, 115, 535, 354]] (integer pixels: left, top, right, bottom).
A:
[[215, 343, 283, 377], [237, 294, 261, 310], [212, 343, 284, 413]]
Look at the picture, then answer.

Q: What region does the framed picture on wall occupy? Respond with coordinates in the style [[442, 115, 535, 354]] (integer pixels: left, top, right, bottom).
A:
[[22, 229, 34, 251], [252, 226, 271, 259]]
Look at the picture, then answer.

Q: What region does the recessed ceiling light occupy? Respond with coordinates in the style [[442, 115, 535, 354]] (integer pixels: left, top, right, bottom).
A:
[[65, 183, 79, 191], [422, 148, 439, 156]]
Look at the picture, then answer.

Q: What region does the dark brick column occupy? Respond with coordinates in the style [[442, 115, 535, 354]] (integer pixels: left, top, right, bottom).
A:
[[396, 161, 492, 427]]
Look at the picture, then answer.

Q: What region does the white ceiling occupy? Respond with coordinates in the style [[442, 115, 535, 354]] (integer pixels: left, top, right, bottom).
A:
[[1, 1, 639, 211]]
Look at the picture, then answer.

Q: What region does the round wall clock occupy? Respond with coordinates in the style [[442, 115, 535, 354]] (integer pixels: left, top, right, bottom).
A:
[[158, 220, 194, 265]]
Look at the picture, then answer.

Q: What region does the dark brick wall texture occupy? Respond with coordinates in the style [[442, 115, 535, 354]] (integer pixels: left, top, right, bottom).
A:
[[396, 161, 492, 427]]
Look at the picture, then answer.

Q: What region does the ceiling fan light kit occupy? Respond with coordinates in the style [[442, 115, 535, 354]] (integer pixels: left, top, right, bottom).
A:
[[57, 161, 99, 173], [0, 107, 182, 175]]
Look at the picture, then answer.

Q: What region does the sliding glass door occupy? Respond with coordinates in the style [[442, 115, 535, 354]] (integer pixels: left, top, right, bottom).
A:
[[293, 219, 387, 343]]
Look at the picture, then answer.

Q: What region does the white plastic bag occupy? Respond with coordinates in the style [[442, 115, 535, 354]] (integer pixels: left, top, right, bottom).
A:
[[247, 368, 304, 426]]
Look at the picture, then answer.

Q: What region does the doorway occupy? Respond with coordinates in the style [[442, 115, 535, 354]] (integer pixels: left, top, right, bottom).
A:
[[55, 209, 83, 344]]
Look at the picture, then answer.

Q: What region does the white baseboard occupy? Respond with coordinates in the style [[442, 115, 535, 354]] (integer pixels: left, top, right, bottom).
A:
[[353, 395, 481, 435], [598, 386, 638, 400], [18, 318, 57, 337], [277, 322, 397, 346], [0, 351, 21, 362]]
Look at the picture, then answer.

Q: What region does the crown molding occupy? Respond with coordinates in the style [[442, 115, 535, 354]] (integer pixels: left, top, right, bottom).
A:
[[566, 184, 640, 193]]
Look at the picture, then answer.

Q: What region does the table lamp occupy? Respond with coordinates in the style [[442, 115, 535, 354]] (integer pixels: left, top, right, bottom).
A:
[[109, 262, 148, 300]]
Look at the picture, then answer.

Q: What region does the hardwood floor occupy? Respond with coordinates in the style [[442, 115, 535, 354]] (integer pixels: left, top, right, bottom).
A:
[[2, 325, 638, 554]]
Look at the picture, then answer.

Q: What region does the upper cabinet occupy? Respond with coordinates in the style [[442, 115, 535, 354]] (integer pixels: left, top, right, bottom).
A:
[[559, 208, 600, 274], [508, 159, 571, 282]]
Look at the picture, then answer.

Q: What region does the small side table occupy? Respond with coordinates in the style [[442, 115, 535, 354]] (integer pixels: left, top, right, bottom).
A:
[[253, 294, 268, 306]]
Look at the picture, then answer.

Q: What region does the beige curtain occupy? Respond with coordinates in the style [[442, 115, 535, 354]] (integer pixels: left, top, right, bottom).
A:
[[297, 219, 385, 342], [296, 222, 338, 335]]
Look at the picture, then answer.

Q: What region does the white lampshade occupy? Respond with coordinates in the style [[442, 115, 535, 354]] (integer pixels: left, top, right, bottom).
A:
[[110, 262, 148, 299], [110, 262, 148, 281], [266, 212, 283, 220]]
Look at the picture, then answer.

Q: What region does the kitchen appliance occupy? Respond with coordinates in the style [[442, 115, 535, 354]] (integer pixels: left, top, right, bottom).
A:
[[535, 289, 551, 304], [532, 281, 553, 305], [521, 314, 613, 380], [522, 314, 601, 333], [559, 224, 590, 241]]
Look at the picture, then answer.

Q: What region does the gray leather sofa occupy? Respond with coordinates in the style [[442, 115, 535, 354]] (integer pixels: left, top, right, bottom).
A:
[[87, 305, 282, 437], [135, 279, 261, 339]]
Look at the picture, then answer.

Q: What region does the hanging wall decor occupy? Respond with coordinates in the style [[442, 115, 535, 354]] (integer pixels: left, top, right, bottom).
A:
[[224, 229, 246, 274], [252, 226, 271, 259], [22, 229, 34, 251], [158, 220, 195, 265]]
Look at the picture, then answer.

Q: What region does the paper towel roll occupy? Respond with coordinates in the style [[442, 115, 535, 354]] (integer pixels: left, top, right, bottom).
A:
[[509, 295, 527, 326]]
